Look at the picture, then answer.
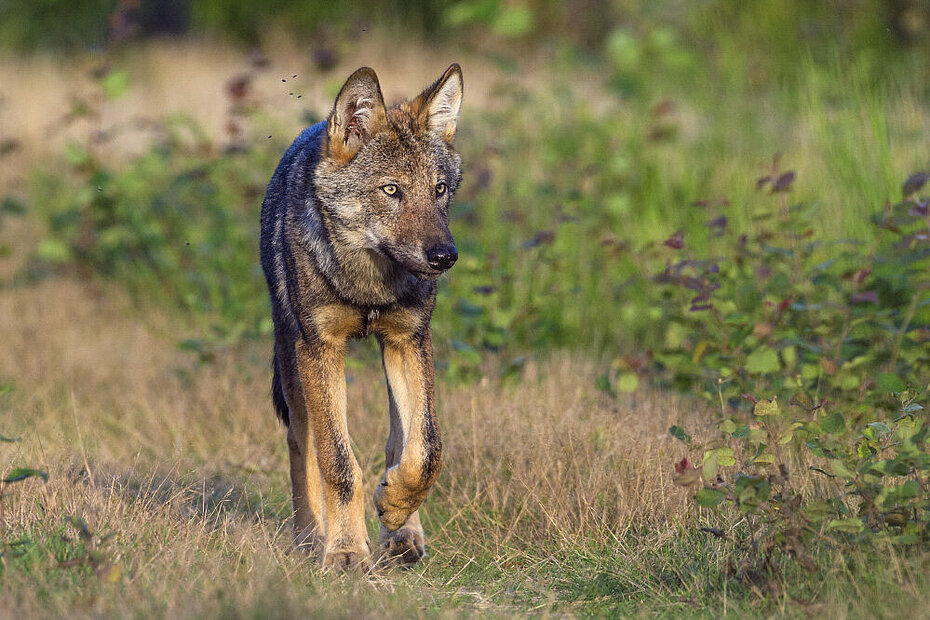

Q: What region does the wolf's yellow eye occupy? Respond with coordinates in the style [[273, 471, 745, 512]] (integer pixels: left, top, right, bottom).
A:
[[381, 184, 398, 196], [436, 182, 447, 196]]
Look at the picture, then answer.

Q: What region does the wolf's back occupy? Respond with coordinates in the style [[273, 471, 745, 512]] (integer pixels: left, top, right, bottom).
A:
[[260, 121, 326, 271], [259, 121, 327, 425]]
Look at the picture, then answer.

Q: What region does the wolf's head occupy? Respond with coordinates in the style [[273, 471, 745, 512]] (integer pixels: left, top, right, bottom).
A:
[[313, 64, 463, 281]]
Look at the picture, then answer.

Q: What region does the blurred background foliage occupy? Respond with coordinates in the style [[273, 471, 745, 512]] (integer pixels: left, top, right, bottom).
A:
[[3, 0, 929, 394], [2, 0, 929, 61]]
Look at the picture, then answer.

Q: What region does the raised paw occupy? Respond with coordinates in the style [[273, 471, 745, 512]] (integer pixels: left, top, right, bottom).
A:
[[379, 526, 425, 566], [374, 481, 418, 531]]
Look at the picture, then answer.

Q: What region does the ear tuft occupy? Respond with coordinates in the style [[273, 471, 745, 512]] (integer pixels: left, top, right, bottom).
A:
[[327, 67, 387, 163], [420, 64, 463, 144]]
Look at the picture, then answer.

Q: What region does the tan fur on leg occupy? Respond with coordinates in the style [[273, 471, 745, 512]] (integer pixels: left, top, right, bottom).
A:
[[374, 327, 442, 536], [296, 338, 370, 571]]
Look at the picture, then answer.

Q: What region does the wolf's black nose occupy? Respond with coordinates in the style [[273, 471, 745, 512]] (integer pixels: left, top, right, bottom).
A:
[[426, 244, 458, 271]]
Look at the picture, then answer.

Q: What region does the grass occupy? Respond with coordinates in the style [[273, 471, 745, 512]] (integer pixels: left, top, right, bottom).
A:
[[1, 223, 928, 617], [0, 264, 930, 617]]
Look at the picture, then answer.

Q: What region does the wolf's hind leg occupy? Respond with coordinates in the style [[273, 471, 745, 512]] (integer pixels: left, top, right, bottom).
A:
[[279, 347, 325, 554], [375, 328, 441, 563]]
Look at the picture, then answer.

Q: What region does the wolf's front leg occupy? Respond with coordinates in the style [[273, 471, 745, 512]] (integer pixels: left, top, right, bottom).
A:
[[295, 338, 370, 571], [376, 328, 442, 564]]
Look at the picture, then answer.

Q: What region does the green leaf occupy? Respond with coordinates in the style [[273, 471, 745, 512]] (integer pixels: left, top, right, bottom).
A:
[[745, 347, 780, 374], [101, 70, 130, 100], [803, 501, 833, 522], [876, 372, 906, 393], [753, 453, 776, 465], [732, 424, 750, 439], [718, 419, 737, 434], [3, 468, 48, 483], [753, 398, 778, 417], [830, 460, 856, 479], [64, 142, 90, 168], [0, 196, 26, 215], [716, 447, 736, 467], [37, 238, 71, 263], [891, 533, 919, 545], [669, 425, 690, 444], [595, 375, 616, 398], [615, 372, 639, 393], [695, 487, 727, 508], [828, 518, 864, 534], [821, 412, 846, 434], [777, 422, 803, 444], [491, 6, 534, 37], [0, 433, 20, 442], [702, 449, 719, 479]]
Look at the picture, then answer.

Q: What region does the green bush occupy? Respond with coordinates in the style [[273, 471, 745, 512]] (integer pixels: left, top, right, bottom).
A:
[[653, 166, 930, 405], [667, 169, 929, 571]]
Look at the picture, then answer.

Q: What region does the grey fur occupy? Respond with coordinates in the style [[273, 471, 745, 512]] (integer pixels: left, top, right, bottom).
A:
[[258, 64, 463, 569]]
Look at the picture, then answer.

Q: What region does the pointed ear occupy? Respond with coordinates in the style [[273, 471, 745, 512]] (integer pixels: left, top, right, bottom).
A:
[[416, 63, 463, 144], [326, 67, 387, 163]]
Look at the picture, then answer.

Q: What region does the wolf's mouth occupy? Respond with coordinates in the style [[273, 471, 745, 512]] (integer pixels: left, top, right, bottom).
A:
[[377, 245, 442, 280], [411, 268, 443, 280]]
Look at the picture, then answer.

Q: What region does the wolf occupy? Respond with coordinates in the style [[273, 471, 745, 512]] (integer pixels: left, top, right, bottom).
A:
[[259, 64, 463, 571]]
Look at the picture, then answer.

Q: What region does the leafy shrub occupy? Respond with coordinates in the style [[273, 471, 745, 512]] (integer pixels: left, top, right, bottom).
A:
[[654, 164, 929, 406], [666, 168, 930, 572]]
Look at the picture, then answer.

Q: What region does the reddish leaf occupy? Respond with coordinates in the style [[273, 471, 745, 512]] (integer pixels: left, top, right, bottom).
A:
[[851, 291, 879, 304], [902, 172, 929, 197], [664, 231, 685, 249], [772, 170, 796, 192], [225, 74, 251, 101], [706, 216, 727, 235], [522, 230, 555, 249]]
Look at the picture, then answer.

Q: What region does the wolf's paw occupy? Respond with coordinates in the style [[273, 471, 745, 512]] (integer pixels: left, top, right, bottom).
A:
[[374, 481, 417, 531], [321, 545, 371, 573], [379, 527, 425, 566]]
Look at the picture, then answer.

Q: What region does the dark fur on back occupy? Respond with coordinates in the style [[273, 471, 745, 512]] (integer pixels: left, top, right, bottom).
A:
[[260, 123, 328, 425]]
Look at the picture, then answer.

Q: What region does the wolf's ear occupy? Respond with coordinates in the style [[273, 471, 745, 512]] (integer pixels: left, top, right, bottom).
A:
[[416, 63, 463, 144], [327, 67, 387, 163]]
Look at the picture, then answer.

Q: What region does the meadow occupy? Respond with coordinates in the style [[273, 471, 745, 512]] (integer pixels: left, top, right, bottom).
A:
[[1, 1, 929, 617]]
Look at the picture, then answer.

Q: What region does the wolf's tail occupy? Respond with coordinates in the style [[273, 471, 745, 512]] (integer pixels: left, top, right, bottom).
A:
[[271, 356, 290, 426]]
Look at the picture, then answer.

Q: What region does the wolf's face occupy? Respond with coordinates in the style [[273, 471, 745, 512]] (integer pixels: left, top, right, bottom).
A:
[[314, 65, 463, 280]]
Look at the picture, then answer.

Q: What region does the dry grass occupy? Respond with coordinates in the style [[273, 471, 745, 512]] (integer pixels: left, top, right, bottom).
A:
[[0, 35, 557, 194], [3, 258, 928, 618], [0, 212, 718, 616]]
